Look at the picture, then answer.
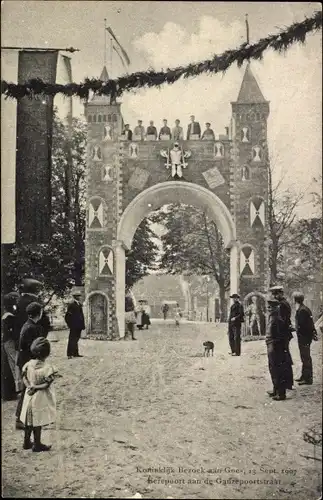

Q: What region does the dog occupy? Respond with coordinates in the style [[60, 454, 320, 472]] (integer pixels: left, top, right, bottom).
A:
[[203, 341, 214, 357]]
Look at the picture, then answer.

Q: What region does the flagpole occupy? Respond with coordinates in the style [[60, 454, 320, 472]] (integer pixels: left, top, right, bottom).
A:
[[104, 18, 107, 66], [245, 14, 250, 44], [110, 36, 113, 77]]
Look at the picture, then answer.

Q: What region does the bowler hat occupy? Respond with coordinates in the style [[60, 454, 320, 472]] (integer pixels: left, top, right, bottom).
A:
[[22, 278, 42, 293], [230, 293, 240, 299]]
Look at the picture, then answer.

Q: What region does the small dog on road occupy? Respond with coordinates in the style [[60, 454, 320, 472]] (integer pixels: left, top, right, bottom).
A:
[[203, 341, 214, 357]]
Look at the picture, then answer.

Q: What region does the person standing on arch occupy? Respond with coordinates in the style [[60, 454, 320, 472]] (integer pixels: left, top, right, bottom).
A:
[[228, 293, 245, 356], [65, 288, 85, 359], [186, 115, 201, 140]]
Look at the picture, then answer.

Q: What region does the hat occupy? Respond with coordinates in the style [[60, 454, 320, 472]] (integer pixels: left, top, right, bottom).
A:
[[71, 287, 82, 296], [3, 291, 19, 304], [26, 302, 42, 317], [230, 293, 240, 299], [22, 278, 42, 292], [174, 142, 179, 146], [30, 337, 50, 357], [206, 122, 211, 126], [269, 285, 283, 292]]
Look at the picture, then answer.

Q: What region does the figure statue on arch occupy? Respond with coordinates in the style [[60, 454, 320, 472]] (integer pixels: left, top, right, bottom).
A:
[[245, 294, 266, 336], [160, 142, 191, 179]]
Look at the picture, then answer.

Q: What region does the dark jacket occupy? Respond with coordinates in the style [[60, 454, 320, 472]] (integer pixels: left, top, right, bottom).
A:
[[16, 318, 43, 370], [1, 312, 20, 349], [295, 304, 316, 341], [266, 312, 285, 345], [123, 129, 132, 140], [15, 293, 50, 338], [187, 121, 201, 139], [228, 302, 245, 327], [65, 300, 85, 331], [278, 297, 293, 341], [125, 296, 135, 312]]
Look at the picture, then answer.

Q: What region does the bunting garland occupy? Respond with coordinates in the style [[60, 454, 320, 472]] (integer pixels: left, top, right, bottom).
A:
[[1, 10, 321, 101]]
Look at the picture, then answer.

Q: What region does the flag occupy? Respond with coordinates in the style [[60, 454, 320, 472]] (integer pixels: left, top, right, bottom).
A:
[[112, 44, 128, 70], [1, 49, 19, 244], [1, 50, 73, 245], [106, 27, 130, 65]]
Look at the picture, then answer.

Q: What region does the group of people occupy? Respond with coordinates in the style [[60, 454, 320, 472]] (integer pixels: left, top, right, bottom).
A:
[[121, 116, 216, 142], [1, 279, 86, 452], [228, 285, 319, 401]]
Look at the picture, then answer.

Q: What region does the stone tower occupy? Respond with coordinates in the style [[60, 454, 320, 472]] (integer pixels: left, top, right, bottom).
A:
[[230, 63, 270, 298], [84, 66, 124, 338]]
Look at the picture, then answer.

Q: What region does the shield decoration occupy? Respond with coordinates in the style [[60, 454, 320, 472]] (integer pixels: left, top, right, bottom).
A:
[[240, 246, 255, 275], [89, 199, 104, 228]]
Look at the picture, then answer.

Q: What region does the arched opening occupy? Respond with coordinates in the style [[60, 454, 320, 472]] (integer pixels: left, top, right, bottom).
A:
[[86, 291, 109, 337], [243, 291, 266, 337], [116, 182, 237, 336]]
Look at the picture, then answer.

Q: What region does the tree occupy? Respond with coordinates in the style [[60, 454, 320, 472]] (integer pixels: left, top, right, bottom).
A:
[[3, 111, 159, 300], [268, 161, 307, 284], [125, 218, 160, 290], [150, 204, 230, 320]]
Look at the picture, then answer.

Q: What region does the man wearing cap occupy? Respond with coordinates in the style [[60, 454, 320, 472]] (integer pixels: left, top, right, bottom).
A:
[[269, 285, 294, 389], [15, 302, 44, 429], [266, 298, 288, 400], [293, 292, 318, 385], [186, 115, 201, 140], [201, 123, 215, 140], [15, 278, 51, 341], [228, 294, 245, 356], [172, 119, 184, 141], [134, 120, 145, 140], [65, 288, 85, 359]]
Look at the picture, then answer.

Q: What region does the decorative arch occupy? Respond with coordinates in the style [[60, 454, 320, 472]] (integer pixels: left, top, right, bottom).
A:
[[98, 246, 114, 276], [240, 244, 256, 276], [117, 181, 236, 250], [249, 196, 265, 228], [88, 196, 105, 229], [85, 291, 109, 336]]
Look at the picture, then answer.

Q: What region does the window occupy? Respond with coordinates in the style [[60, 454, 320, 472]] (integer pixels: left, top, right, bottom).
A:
[[240, 246, 256, 276], [88, 198, 104, 229]]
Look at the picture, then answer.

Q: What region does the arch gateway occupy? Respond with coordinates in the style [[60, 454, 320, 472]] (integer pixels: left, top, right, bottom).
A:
[[84, 64, 270, 339]]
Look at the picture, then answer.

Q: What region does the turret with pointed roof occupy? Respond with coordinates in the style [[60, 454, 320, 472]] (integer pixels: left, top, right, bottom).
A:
[[236, 63, 268, 104], [84, 65, 124, 138]]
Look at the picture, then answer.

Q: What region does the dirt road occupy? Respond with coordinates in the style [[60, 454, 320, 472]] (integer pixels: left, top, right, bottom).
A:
[[2, 322, 322, 499]]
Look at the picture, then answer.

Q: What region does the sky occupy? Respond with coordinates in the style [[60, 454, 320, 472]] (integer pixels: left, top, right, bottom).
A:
[[2, 1, 322, 216]]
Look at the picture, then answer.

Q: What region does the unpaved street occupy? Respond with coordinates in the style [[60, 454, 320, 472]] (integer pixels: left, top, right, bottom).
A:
[[2, 322, 322, 499]]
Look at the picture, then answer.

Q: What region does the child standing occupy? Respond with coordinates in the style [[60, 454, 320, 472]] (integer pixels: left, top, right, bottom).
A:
[[20, 337, 60, 452]]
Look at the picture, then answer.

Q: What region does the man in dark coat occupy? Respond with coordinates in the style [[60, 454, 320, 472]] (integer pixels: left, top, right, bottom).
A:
[[186, 115, 201, 139], [293, 292, 318, 385], [266, 298, 288, 401], [269, 285, 294, 389], [228, 293, 245, 356], [15, 278, 51, 340], [15, 301, 43, 428], [65, 288, 85, 359]]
